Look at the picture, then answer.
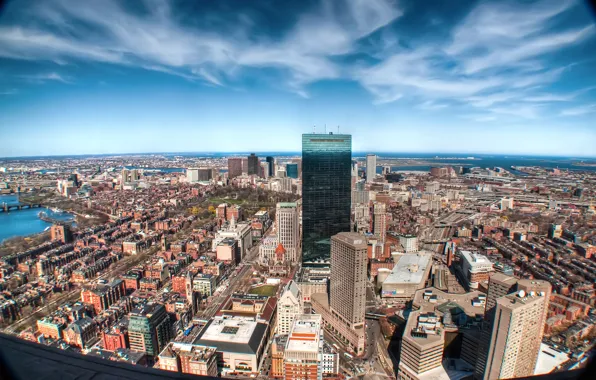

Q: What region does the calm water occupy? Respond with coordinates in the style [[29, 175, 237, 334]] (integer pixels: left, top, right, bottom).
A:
[[0, 195, 75, 243]]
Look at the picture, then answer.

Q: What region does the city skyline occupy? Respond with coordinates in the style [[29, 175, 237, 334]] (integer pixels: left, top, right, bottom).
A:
[[1, 0, 596, 158]]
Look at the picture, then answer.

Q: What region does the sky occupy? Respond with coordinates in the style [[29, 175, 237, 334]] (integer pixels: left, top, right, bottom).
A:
[[0, 0, 595, 158]]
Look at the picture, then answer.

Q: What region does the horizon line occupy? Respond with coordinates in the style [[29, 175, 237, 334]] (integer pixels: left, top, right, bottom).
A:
[[1, 150, 596, 160]]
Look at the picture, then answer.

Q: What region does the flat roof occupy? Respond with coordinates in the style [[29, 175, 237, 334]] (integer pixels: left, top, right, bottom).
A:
[[534, 343, 570, 375], [194, 316, 267, 355], [198, 317, 256, 345], [460, 251, 492, 268], [277, 202, 297, 208], [331, 232, 367, 248], [384, 253, 432, 285], [412, 287, 486, 317], [285, 315, 322, 354], [403, 310, 444, 348]]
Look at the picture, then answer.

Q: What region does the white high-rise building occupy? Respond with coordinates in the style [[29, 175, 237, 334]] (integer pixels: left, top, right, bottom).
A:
[[261, 162, 270, 179], [187, 168, 199, 183], [366, 154, 377, 183], [277, 281, 303, 335], [276, 202, 300, 262]]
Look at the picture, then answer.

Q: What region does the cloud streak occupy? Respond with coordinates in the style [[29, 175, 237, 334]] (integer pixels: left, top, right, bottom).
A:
[[0, 0, 594, 122]]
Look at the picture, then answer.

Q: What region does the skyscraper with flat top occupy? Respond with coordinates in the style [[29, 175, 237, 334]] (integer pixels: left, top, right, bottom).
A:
[[248, 153, 260, 176], [301, 133, 352, 265], [330, 233, 367, 327], [228, 158, 243, 179], [366, 154, 377, 183], [266, 156, 275, 177], [484, 290, 549, 380]]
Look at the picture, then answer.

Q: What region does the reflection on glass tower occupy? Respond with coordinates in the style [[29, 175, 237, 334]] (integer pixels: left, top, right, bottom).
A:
[[301, 133, 352, 266]]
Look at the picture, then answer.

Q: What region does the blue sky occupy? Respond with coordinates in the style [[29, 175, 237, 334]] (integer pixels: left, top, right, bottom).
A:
[[0, 0, 595, 158]]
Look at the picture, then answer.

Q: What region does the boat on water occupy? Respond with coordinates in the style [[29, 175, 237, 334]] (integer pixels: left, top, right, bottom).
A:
[[50, 207, 63, 213]]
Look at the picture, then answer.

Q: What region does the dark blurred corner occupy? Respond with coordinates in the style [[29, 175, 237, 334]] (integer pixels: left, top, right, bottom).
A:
[[585, 0, 596, 19]]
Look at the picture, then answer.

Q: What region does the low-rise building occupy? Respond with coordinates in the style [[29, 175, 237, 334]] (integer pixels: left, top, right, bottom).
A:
[[459, 251, 494, 290], [284, 314, 323, 380], [194, 315, 268, 377], [381, 253, 432, 301], [157, 342, 218, 377]]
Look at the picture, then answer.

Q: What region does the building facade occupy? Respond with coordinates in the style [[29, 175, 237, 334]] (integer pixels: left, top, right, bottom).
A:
[[301, 133, 352, 265], [311, 233, 366, 356], [266, 156, 275, 177], [366, 154, 377, 183], [128, 303, 173, 358], [484, 291, 549, 380], [248, 153, 260, 176], [228, 158, 243, 179], [283, 314, 323, 380], [286, 164, 299, 179], [278, 281, 304, 335], [276, 202, 300, 263]]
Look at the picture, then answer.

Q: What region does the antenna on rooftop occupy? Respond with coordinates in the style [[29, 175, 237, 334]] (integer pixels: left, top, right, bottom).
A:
[[313, 125, 316, 134], [337, 125, 340, 134], [324, 124, 327, 134]]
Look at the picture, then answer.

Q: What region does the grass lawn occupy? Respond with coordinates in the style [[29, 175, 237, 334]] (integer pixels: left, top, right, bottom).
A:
[[248, 285, 278, 297], [209, 197, 245, 205]]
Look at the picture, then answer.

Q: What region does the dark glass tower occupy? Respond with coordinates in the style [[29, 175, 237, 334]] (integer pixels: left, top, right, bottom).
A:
[[247, 153, 259, 176], [266, 156, 275, 177], [302, 133, 352, 265], [286, 163, 299, 179]]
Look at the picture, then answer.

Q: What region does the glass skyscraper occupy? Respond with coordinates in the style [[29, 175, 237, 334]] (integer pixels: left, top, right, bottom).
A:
[[286, 163, 299, 179], [266, 156, 275, 177], [301, 133, 352, 265]]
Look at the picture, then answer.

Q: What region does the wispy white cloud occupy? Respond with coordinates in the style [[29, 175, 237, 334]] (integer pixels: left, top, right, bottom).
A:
[[461, 114, 498, 122], [0, 0, 593, 117], [559, 104, 596, 116], [0, 0, 403, 97], [489, 104, 543, 119], [20, 72, 73, 84], [418, 100, 448, 110], [0, 89, 18, 95], [355, 0, 595, 118]]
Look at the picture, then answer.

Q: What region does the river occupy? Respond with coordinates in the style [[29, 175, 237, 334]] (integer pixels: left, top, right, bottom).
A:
[[0, 195, 75, 243]]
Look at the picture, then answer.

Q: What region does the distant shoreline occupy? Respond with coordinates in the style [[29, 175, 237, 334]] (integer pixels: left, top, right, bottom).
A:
[[2, 152, 596, 161]]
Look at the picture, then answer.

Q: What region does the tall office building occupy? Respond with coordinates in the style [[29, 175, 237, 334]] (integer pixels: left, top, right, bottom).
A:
[[398, 312, 445, 379], [291, 158, 302, 179], [484, 290, 549, 380], [330, 233, 367, 328], [286, 163, 299, 179], [186, 168, 199, 183], [261, 162, 270, 179], [248, 153, 260, 176], [351, 160, 358, 177], [309, 232, 367, 355], [228, 158, 243, 179], [371, 202, 388, 242], [366, 154, 377, 183], [276, 202, 300, 263], [475, 276, 551, 380], [266, 156, 275, 177], [242, 157, 248, 174], [301, 133, 352, 265], [128, 303, 172, 358], [475, 274, 518, 378]]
